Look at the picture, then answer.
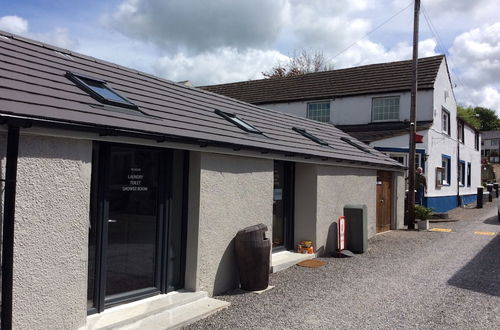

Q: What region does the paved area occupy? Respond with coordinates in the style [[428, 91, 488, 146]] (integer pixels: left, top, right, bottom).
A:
[[189, 203, 500, 329]]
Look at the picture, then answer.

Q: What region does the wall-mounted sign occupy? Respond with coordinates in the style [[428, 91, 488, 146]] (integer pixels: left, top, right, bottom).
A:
[[273, 188, 283, 201], [337, 216, 346, 252], [122, 167, 148, 191]]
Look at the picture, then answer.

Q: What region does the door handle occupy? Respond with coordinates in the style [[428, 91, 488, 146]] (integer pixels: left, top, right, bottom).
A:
[[108, 219, 118, 223]]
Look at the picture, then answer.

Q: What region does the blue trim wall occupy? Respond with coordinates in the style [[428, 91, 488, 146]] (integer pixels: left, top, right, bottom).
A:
[[426, 194, 477, 212]]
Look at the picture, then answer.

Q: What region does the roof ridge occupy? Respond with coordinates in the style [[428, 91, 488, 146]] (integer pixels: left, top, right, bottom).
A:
[[200, 54, 445, 88]]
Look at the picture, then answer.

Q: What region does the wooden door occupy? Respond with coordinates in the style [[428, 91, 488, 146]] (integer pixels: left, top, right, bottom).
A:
[[376, 171, 393, 233]]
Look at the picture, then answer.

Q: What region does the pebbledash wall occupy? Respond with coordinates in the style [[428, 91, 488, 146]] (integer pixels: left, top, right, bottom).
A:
[[1, 129, 405, 329], [0, 133, 92, 329]]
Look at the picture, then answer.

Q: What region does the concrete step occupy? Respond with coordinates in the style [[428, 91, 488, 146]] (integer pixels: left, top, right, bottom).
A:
[[271, 250, 316, 273], [121, 297, 230, 330], [87, 290, 228, 330]]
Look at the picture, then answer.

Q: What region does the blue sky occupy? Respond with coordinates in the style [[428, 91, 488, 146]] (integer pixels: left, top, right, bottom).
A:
[[1, 0, 499, 111]]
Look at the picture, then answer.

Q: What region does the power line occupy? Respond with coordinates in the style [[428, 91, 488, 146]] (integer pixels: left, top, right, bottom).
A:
[[420, 3, 473, 103], [331, 1, 413, 60]]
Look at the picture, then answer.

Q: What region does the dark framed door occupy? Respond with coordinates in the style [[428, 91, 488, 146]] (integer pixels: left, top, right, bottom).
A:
[[376, 171, 393, 233], [273, 161, 295, 250], [88, 143, 188, 313]]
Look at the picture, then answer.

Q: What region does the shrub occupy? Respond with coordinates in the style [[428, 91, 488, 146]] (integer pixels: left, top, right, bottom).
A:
[[415, 205, 433, 220]]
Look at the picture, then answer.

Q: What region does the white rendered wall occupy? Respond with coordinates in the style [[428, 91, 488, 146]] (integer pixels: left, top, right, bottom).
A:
[[261, 91, 434, 125], [8, 134, 92, 330]]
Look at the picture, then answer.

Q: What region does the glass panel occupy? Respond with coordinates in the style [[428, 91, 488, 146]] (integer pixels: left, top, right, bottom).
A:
[[273, 161, 285, 248], [372, 97, 399, 121], [105, 147, 160, 298], [307, 102, 330, 122], [82, 78, 131, 104]]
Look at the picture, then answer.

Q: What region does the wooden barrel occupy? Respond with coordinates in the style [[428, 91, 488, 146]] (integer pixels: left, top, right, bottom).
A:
[[235, 223, 270, 291]]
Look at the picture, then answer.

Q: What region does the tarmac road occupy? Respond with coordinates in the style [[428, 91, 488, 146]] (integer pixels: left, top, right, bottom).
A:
[[188, 202, 500, 329]]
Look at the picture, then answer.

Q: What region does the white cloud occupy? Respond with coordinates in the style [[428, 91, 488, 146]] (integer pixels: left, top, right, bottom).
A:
[[107, 0, 287, 53], [332, 38, 438, 69], [0, 15, 28, 34], [33, 28, 77, 49], [448, 23, 500, 112], [0, 15, 77, 50], [154, 48, 287, 85]]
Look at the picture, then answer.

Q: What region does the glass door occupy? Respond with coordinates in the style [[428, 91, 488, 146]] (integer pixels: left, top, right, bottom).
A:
[[88, 143, 188, 313], [273, 161, 294, 250], [104, 146, 161, 303]]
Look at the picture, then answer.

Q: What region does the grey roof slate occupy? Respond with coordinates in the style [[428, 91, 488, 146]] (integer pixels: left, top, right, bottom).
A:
[[200, 55, 445, 104], [0, 30, 403, 169]]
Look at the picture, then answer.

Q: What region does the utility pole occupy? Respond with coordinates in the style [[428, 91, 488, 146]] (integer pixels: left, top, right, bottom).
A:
[[407, 0, 420, 229]]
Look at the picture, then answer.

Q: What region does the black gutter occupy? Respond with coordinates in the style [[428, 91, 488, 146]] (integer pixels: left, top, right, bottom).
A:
[[1, 125, 20, 330], [0, 114, 404, 171]]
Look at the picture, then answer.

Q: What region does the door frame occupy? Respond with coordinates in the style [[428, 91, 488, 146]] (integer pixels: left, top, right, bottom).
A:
[[272, 161, 295, 251], [87, 142, 188, 314]]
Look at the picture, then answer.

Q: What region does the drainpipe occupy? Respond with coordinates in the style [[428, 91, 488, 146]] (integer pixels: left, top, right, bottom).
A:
[[457, 126, 460, 207], [1, 125, 20, 330]]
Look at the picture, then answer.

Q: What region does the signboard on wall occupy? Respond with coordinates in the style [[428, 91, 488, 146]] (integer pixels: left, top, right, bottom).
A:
[[338, 216, 346, 252]]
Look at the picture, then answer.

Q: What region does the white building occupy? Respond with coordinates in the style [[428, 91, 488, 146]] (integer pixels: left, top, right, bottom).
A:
[[202, 55, 481, 212], [480, 130, 500, 163]]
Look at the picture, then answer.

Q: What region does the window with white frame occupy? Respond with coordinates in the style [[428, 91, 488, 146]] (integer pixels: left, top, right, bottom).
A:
[[442, 155, 451, 185], [458, 121, 464, 143], [307, 102, 330, 122], [387, 152, 422, 169], [491, 139, 499, 146], [442, 108, 450, 135], [372, 96, 400, 121], [458, 161, 465, 186]]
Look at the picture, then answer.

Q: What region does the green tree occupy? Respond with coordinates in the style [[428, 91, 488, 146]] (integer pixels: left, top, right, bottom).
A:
[[457, 106, 500, 131]]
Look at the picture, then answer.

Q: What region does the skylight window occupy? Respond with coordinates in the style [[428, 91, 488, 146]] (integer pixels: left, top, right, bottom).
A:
[[292, 127, 329, 146], [65, 72, 137, 110], [214, 109, 262, 134], [340, 137, 371, 153]]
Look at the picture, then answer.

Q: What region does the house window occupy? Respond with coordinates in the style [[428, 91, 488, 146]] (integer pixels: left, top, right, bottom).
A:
[[442, 155, 451, 185], [214, 109, 262, 134], [292, 127, 329, 146], [389, 154, 406, 165], [442, 108, 450, 135], [307, 102, 330, 122], [372, 96, 400, 121], [491, 139, 499, 147], [65, 71, 138, 110], [467, 162, 471, 187], [458, 161, 465, 186], [458, 121, 464, 143]]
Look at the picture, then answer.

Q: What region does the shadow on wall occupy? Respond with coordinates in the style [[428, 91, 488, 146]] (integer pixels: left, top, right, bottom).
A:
[[213, 237, 239, 295], [447, 233, 500, 297], [323, 222, 338, 257]]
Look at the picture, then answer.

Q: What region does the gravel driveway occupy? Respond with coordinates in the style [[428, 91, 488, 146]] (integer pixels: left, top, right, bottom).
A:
[[188, 203, 500, 329]]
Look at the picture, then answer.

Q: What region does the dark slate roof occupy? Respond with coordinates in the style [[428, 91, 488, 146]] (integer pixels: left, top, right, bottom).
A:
[[337, 121, 433, 143], [201, 55, 445, 104], [0, 30, 403, 169]]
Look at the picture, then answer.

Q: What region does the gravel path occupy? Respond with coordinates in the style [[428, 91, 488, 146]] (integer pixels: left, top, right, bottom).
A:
[[188, 203, 500, 330]]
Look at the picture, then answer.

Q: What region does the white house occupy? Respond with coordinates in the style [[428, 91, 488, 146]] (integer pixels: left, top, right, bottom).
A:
[[202, 55, 481, 212]]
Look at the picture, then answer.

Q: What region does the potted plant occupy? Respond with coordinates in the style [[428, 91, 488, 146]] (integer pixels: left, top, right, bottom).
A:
[[415, 205, 433, 230]]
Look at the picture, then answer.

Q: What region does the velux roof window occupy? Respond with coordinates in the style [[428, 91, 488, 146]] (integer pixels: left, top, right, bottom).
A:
[[341, 137, 371, 153], [292, 127, 329, 146], [215, 109, 262, 134], [65, 71, 138, 110]]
